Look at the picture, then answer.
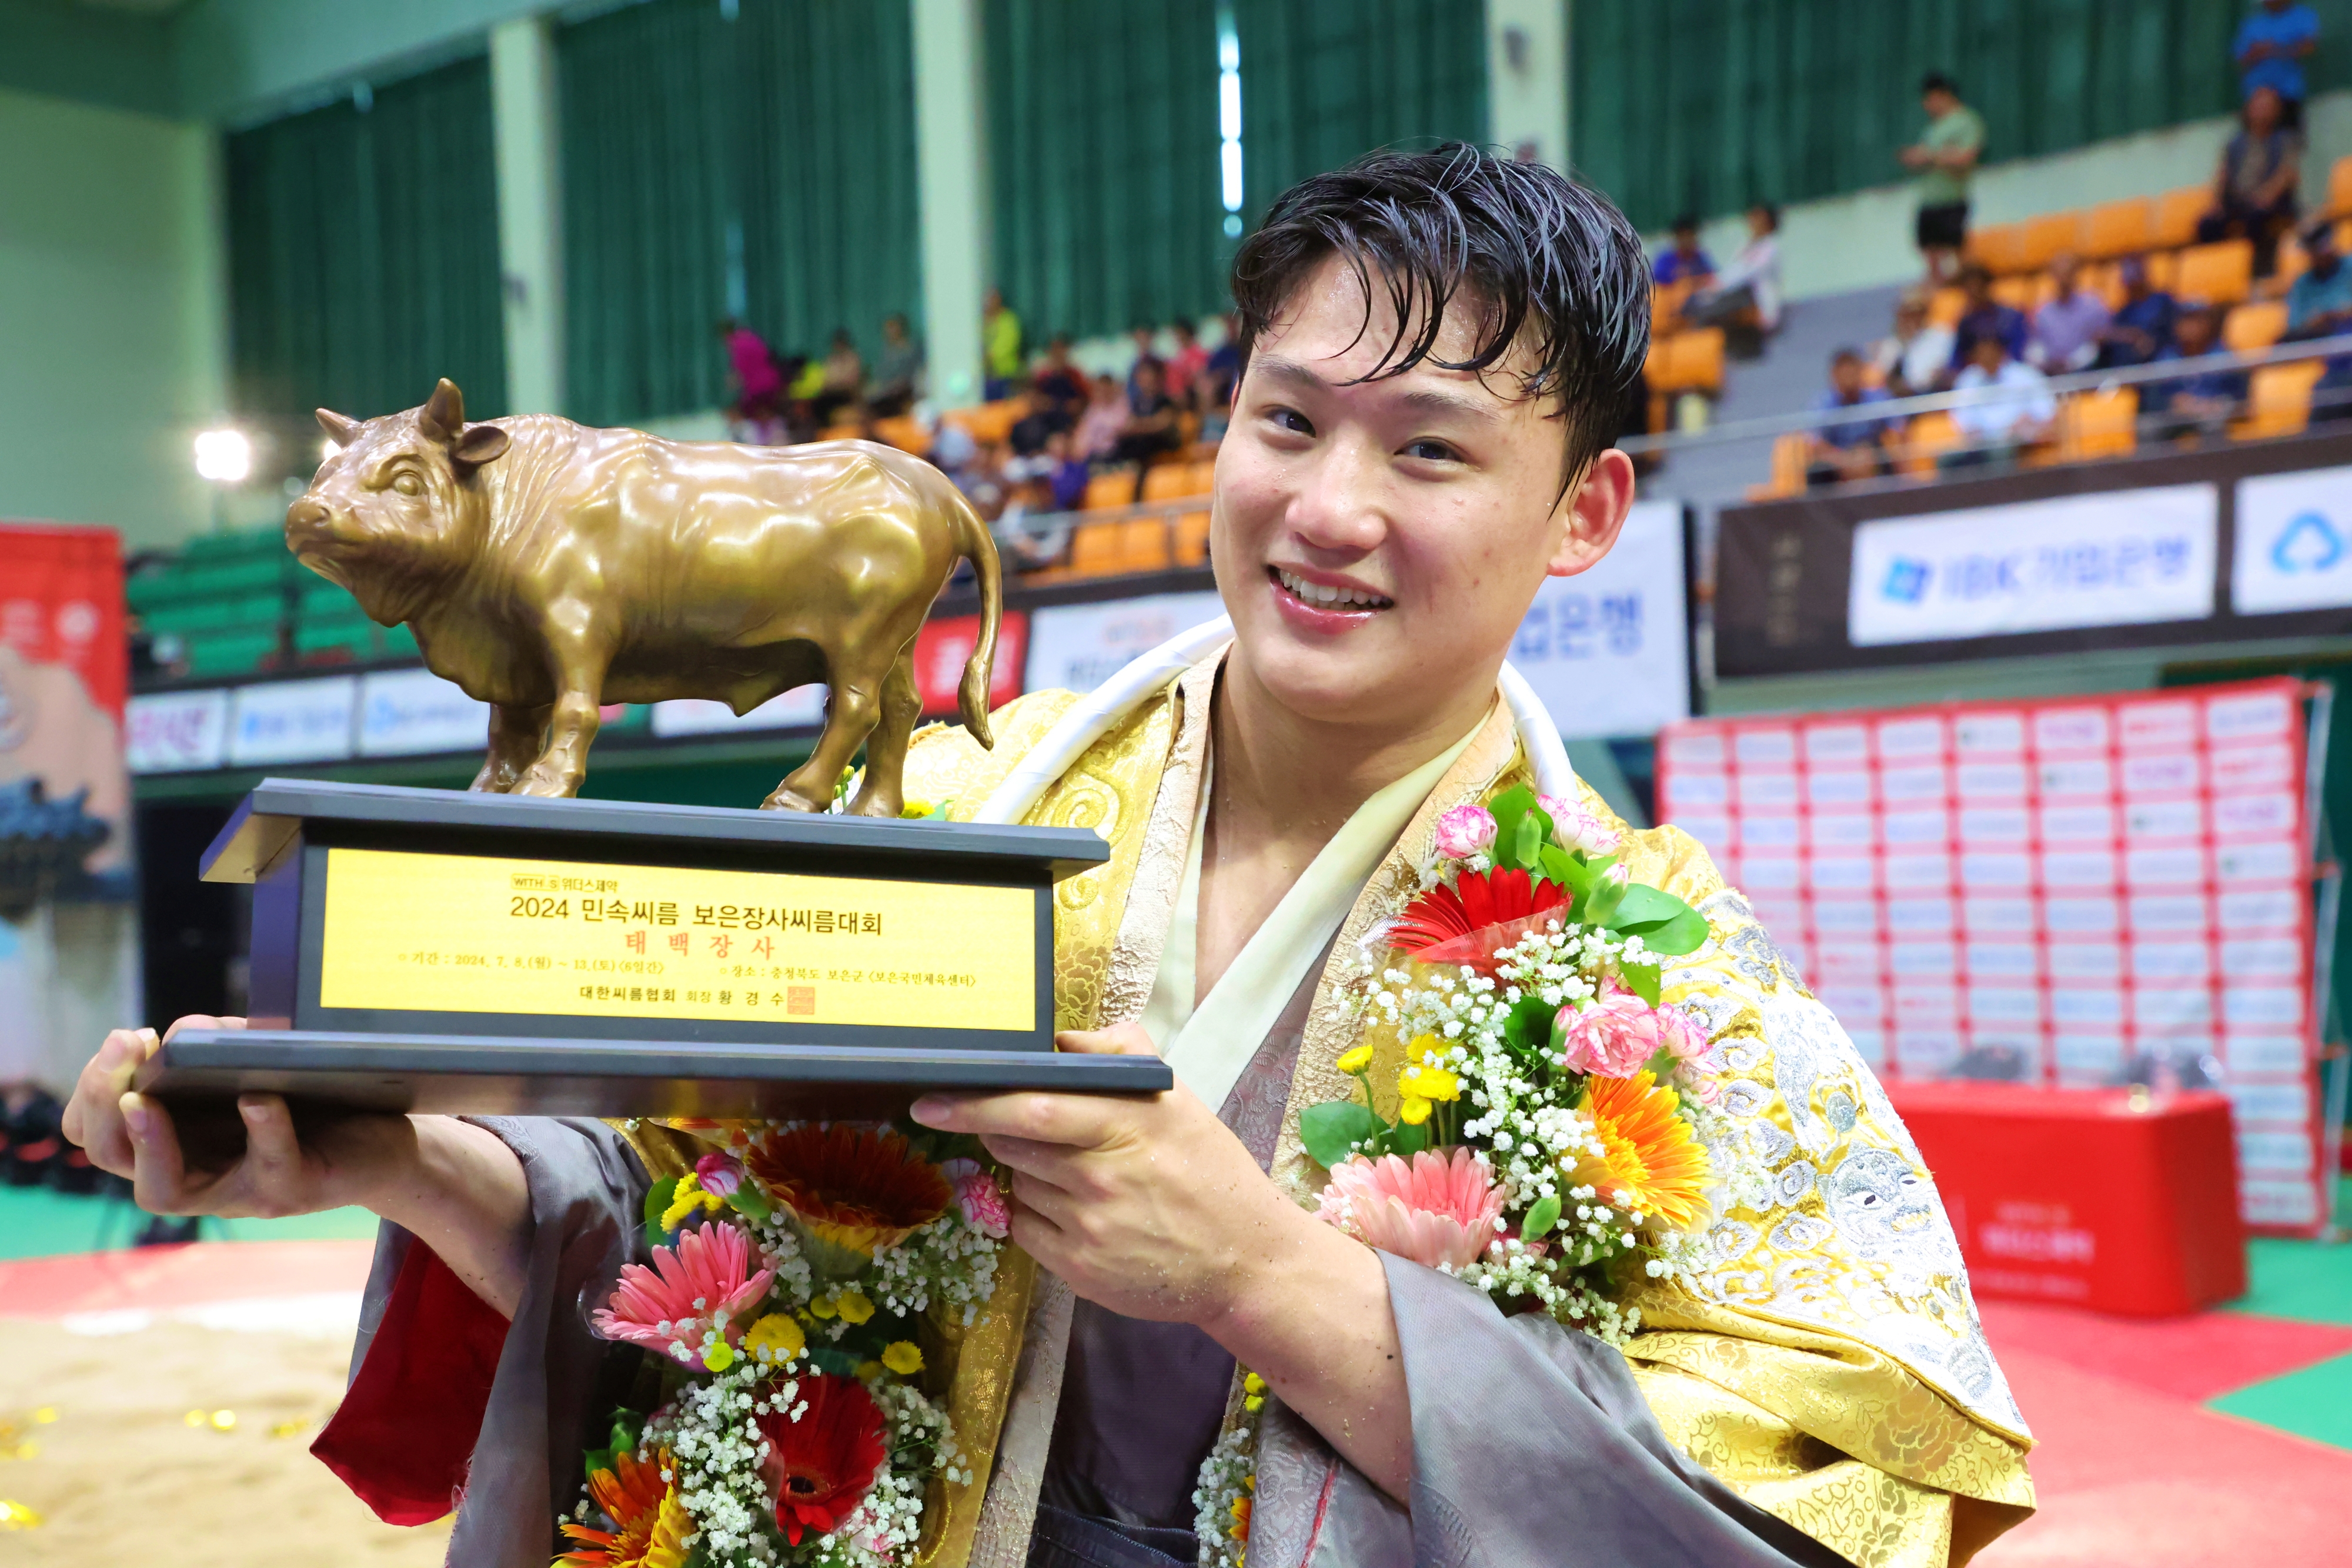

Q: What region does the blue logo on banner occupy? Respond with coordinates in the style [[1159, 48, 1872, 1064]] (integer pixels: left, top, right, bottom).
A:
[[1881, 556, 1932, 603], [2271, 510, 2343, 574]]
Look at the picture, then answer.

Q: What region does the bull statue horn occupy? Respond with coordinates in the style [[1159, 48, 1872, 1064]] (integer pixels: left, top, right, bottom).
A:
[[419, 377, 467, 441], [315, 408, 360, 445]]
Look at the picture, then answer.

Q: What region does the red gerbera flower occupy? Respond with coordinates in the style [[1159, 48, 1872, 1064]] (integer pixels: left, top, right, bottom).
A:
[[756, 1373, 890, 1545], [1387, 867, 1569, 975], [744, 1122, 952, 1255]]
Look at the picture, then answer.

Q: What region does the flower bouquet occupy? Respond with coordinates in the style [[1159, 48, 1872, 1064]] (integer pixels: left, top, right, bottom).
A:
[[560, 1121, 1011, 1567], [1194, 786, 1728, 1566]]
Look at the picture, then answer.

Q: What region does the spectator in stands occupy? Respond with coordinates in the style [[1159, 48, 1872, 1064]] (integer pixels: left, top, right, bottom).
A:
[[1112, 358, 1182, 497], [2029, 253, 2112, 372], [1872, 289, 1956, 398], [718, 318, 786, 443], [1901, 72, 1985, 283], [1165, 319, 1210, 410], [1683, 203, 1783, 341], [2198, 85, 2303, 276], [1944, 331, 2056, 469], [1032, 335, 1088, 425], [1125, 323, 1165, 406], [2284, 218, 2352, 420], [1047, 427, 1091, 513], [810, 328, 864, 428], [2236, 0, 2320, 129], [1203, 313, 1242, 408], [2094, 256, 2179, 368], [1806, 348, 1896, 487], [1074, 373, 1128, 461], [871, 313, 922, 416], [983, 287, 1023, 401], [1652, 215, 1715, 286], [2145, 304, 2250, 442], [1948, 265, 2029, 378]]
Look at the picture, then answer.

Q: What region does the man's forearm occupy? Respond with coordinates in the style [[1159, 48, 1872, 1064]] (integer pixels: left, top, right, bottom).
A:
[[357, 1115, 533, 1318], [1203, 1209, 1414, 1501]]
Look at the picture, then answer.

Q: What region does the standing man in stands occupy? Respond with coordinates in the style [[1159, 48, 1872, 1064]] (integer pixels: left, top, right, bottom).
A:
[[1901, 72, 1984, 284], [2237, 0, 2320, 129]]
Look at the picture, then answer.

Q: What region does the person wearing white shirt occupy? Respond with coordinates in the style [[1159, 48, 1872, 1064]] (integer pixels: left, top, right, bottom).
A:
[[1685, 204, 1784, 335], [1943, 332, 2057, 468], [1872, 289, 1958, 396]]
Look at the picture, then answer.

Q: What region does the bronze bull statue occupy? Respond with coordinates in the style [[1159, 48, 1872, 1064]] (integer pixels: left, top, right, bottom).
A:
[[286, 379, 1000, 816]]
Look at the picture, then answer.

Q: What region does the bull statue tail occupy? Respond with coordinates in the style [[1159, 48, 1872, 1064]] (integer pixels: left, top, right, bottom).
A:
[[950, 489, 1001, 750]]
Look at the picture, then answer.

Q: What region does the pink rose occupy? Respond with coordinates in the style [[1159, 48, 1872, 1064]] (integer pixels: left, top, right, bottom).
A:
[[1656, 1002, 1710, 1061], [693, 1149, 746, 1198], [940, 1157, 1011, 1238], [1556, 988, 1673, 1078], [1541, 793, 1622, 855], [1433, 804, 1498, 860]]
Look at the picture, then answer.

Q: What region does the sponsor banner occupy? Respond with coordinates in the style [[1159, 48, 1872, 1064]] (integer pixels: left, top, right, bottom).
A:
[[650, 686, 826, 738], [1025, 591, 1226, 694], [2232, 463, 2352, 615], [914, 610, 1030, 716], [1849, 485, 2217, 647], [127, 688, 232, 773], [358, 668, 492, 757], [227, 676, 358, 765], [1656, 677, 2327, 1236], [1510, 499, 1689, 739]]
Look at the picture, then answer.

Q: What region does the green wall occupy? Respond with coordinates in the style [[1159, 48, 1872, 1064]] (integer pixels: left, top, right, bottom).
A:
[[0, 86, 223, 549]]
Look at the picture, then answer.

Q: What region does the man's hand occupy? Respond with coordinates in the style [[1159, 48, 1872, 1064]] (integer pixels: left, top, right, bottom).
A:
[[910, 1024, 1414, 1499], [910, 1024, 1305, 1326]]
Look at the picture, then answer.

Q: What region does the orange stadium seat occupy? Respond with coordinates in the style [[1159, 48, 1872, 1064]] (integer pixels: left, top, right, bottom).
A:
[[1990, 275, 2037, 310], [1895, 411, 1965, 476], [1652, 278, 1696, 334], [1749, 433, 1810, 500], [1651, 328, 1725, 395], [944, 399, 1023, 446], [1966, 222, 2027, 275], [2176, 239, 2254, 305], [1928, 287, 1967, 328], [2151, 186, 2211, 250], [2079, 259, 2124, 308], [873, 415, 926, 452], [2059, 387, 2139, 462], [2235, 360, 2327, 440], [2082, 198, 2153, 260], [1115, 518, 1171, 573], [816, 423, 860, 443], [2018, 212, 2082, 272], [2145, 249, 2181, 293], [1082, 470, 1135, 512], [2329, 155, 2352, 218], [2270, 233, 2310, 293], [2224, 300, 2289, 353], [1140, 462, 1207, 503], [1069, 520, 1122, 576], [1174, 509, 1211, 567]]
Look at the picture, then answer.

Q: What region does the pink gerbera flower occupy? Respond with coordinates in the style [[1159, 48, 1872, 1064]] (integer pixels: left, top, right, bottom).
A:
[[590, 1223, 774, 1362], [1315, 1148, 1507, 1272]]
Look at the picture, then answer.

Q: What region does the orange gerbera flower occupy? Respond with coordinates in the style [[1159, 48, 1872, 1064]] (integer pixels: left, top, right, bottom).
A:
[[558, 1448, 690, 1568], [1569, 1071, 1712, 1233], [744, 1122, 951, 1254]]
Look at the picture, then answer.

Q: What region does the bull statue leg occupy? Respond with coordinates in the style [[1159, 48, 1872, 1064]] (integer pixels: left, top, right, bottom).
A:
[[843, 645, 921, 819], [513, 623, 612, 797], [764, 650, 891, 813], [471, 702, 552, 793]]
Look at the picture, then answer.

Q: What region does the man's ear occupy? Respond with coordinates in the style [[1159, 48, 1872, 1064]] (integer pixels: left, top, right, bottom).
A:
[[452, 422, 510, 472], [1546, 449, 1639, 578]]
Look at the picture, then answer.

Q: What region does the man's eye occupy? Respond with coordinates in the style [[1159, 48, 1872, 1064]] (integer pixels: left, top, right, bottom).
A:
[[1268, 407, 1314, 436], [1404, 439, 1459, 463], [392, 473, 423, 497]]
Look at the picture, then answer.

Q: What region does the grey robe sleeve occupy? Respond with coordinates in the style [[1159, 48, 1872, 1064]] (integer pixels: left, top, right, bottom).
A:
[[1247, 1253, 1849, 1568], [342, 1115, 649, 1568]]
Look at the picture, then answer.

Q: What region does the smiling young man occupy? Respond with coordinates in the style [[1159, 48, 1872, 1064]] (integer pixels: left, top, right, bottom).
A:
[[65, 146, 2032, 1567]]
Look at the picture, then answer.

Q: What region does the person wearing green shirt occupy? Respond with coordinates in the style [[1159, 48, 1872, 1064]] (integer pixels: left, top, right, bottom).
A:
[[1900, 72, 1985, 283], [984, 286, 1023, 400]]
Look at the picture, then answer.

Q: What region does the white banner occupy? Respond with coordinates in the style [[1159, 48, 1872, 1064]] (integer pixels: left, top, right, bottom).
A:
[[1024, 591, 1227, 694], [1849, 484, 2217, 646], [650, 686, 826, 738], [126, 688, 230, 774], [358, 668, 491, 757], [1511, 498, 1688, 739], [2232, 463, 2352, 615], [227, 676, 356, 766]]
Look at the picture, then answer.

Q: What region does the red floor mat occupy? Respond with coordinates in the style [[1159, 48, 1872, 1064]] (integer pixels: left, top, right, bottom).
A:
[[1976, 1297, 2352, 1402], [0, 1238, 375, 1318]]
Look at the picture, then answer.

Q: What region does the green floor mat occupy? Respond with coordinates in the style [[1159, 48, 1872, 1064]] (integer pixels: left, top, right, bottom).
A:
[[2209, 1349, 2352, 1452], [0, 1184, 378, 1261], [2234, 1179, 2352, 1328]]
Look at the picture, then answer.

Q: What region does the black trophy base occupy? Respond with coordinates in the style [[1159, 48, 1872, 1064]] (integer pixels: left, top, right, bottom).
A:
[[136, 1028, 1171, 1125]]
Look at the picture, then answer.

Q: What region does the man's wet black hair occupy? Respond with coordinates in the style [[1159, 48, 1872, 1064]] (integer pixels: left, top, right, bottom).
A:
[[1228, 142, 1651, 491]]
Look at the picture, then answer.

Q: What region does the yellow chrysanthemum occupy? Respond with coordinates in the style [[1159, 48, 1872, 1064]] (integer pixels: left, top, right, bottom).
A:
[[744, 1313, 806, 1363], [833, 1288, 876, 1325], [881, 1340, 924, 1376], [899, 799, 934, 819], [1569, 1071, 1712, 1233], [1398, 1095, 1432, 1125], [1398, 1063, 1461, 1103], [659, 1175, 723, 1230], [1335, 1044, 1375, 1074], [1406, 1032, 1441, 1064]]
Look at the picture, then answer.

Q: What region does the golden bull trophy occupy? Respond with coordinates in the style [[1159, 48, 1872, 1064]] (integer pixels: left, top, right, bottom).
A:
[[137, 380, 1167, 1129]]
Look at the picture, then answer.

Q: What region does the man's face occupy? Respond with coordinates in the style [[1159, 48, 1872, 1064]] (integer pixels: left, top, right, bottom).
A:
[[1830, 357, 1864, 397], [1969, 336, 2005, 373], [1923, 88, 1955, 118], [1212, 255, 1629, 731], [1673, 227, 1699, 256], [2178, 313, 2216, 354]]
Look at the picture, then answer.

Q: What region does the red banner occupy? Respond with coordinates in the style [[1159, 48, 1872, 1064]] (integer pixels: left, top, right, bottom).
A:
[[914, 611, 1028, 717], [0, 523, 128, 875], [1656, 678, 2330, 1236]]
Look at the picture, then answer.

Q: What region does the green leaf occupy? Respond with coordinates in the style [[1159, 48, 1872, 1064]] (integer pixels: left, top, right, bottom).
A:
[[725, 1182, 773, 1225], [1386, 1118, 1432, 1157], [642, 1176, 680, 1248], [1583, 874, 1626, 926], [1503, 995, 1556, 1055], [1538, 844, 1582, 891], [1511, 810, 1542, 872], [1300, 1099, 1385, 1168], [1614, 896, 1710, 957], [806, 1345, 863, 1378], [583, 1445, 614, 1481], [1620, 959, 1662, 1007], [1521, 1193, 1561, 1241], [611, 1411, 643, 1454]]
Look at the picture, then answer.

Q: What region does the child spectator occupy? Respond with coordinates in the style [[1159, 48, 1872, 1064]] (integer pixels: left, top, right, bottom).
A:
[[2197, 85, 2302, 275], [1806, 348, 1896, 487], [1652, 215, 1715, 286], [1901, 72, 1984, 283], [2096, 258, 2178, 368], [1871, 289, 1956, 397], [2030, 253, 2112, 372]]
